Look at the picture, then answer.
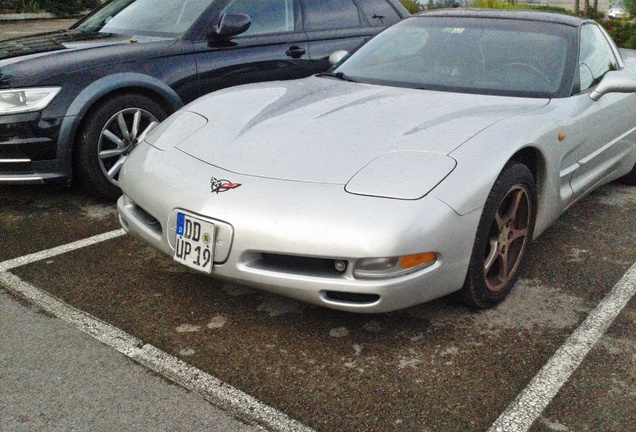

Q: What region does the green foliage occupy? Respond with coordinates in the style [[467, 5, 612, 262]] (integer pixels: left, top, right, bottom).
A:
[[17, 0, 43, 13], [625, 0, 636, 17], [599, 19, 636, 48], [426, 0, 461, 9], [471, 0, 570, 13], [400, 0, 424, 13], [40, 0, 101, 17], [472, 0, 510, 8]]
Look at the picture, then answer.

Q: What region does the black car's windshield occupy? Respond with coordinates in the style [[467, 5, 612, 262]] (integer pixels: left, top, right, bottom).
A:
[[74, 0, 215, 37], [334, 16, 577, 98]]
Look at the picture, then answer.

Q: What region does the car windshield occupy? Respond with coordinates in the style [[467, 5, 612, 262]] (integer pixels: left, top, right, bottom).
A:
[[333, 16, 577, 98], [74, 0, 215, 37]]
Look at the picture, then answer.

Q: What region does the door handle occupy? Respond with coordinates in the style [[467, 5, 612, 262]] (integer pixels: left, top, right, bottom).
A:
[[285, 46, 306, 59]]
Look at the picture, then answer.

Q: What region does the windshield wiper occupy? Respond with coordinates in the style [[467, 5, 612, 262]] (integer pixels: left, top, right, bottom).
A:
[[316, 72, 357, 83]]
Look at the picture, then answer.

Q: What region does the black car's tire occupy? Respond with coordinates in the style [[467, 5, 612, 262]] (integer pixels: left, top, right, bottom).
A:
[[75, 94, 168, 200], [455, 162, 537, 308]]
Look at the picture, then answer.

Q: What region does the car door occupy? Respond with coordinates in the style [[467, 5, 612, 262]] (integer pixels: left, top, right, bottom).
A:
[[193, 0, 310, 95], [569, 23, 636, 198], [302, 0, 403, 74]]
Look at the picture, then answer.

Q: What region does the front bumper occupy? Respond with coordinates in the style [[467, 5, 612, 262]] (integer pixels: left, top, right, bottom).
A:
[[117, 144, 482, 313], [0, 111, 68, 184]]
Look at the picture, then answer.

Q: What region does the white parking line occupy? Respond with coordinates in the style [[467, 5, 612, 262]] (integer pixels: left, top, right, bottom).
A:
[[0, 229, 126, 272], [0, 232, 315, 432], [489, 261, 636, 432]]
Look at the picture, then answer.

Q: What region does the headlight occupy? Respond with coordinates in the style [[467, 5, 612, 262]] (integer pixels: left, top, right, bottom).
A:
[[353, 253, 437, 279], [346, 151, 456, 200], [0, 87, 61, 115], [145, 110, 208, 151]]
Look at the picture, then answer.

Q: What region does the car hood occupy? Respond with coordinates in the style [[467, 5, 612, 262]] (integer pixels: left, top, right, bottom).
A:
[[0, 30, 169, 63], [175, 77, 548, 185]]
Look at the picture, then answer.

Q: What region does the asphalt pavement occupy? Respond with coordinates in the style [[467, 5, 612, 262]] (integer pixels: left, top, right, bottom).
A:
[[0, 288, 261, 432]]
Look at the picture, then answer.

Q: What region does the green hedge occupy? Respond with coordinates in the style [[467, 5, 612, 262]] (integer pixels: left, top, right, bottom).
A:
[[4, 0, 102, 16], [599, 19, 636, 49], [41, 0, 101, 17]]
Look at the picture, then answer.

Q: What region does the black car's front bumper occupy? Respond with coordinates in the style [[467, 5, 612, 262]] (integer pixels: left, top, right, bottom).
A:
[[0, 111, 69, 184]]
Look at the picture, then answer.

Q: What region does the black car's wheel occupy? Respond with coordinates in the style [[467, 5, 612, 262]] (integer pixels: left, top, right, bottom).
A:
[[75, 94, 167, 200], [456, 162, 537, 308]]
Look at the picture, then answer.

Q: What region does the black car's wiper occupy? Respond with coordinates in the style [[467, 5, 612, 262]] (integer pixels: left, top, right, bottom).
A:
[[316, 71, 357, 82]]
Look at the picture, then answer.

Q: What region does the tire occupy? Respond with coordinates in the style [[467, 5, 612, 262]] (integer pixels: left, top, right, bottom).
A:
[[455, 162, 537, 308], [75, 94, 168, 200]]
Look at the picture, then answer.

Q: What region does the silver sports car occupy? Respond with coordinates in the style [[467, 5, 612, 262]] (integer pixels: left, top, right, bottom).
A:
[[117, 10, 636, 313]]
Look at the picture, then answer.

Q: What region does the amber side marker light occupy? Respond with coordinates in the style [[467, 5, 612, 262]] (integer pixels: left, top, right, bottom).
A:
[[401, 252, 438, 269]]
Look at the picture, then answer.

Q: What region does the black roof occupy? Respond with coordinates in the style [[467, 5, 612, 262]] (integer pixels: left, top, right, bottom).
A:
[[416, 8, 587, 27]]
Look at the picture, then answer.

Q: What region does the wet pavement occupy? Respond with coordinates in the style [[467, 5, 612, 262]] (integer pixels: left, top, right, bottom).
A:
[[0, 287, 261, 432]]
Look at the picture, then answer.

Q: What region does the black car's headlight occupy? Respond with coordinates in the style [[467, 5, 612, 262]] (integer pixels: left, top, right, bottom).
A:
[[0, 87, 61, 115]]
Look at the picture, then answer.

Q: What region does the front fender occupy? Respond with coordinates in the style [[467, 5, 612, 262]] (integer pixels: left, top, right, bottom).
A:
[[56, 72, 185, 178]]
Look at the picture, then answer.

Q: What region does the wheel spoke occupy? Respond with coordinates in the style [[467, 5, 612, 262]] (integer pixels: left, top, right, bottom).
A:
[[99, 148, 126, 160], [136, 121, 160, 142], [509, 226, 528, 243], [103, 129, 125, 147], [130, 110, 141, 141], [117, 112, 131, 141], [106, 156, 126, 181], [508, 189, 525, 222], [498, 247, 510, 280], [484, 238, 500, 274]]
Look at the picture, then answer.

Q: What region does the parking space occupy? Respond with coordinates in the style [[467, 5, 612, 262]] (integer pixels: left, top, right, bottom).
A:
[[1, 183, 635, 431]]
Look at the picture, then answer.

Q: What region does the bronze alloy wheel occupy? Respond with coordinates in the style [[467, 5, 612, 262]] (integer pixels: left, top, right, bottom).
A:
[[457, 161, 537, 308], [484, 183, 532, 293]]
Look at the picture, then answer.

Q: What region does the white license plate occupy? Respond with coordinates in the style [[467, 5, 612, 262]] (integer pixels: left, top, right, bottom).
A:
[[174, 212, 215, 273]]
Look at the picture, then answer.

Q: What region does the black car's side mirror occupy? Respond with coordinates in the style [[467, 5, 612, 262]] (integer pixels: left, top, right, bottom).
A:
[[208, 13, 251, 40]]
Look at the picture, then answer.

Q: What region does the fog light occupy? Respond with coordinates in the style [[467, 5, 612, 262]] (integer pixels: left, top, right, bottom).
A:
[[335, 260, 347, 272]]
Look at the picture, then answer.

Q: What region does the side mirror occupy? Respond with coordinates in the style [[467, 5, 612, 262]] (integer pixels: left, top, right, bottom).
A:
[[329, 50, 348, 66], [590, 70, 636, 101], [208, 13, 251, 40]]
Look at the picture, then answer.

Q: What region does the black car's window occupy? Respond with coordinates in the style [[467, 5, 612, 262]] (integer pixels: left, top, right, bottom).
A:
[[77, 0, 215, 36], [303, 0, 362, 31], [579, 23, 618, 91], [356, 0, 401, 27], [222, 0, 295, 36], [332, 17, 578, 98]]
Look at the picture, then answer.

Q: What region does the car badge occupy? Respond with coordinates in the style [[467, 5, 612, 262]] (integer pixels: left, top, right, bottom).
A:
[[211, 177, 242, 194]]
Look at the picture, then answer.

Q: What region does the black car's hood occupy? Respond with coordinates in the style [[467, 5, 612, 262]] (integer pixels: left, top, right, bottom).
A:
[[0, 30, 172, 61], [0, 30, 130, 61], [0, 30, 179, 88]]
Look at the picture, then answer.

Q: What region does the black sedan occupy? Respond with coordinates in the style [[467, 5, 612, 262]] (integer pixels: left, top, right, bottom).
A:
[[0, 0, 408, 199]]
